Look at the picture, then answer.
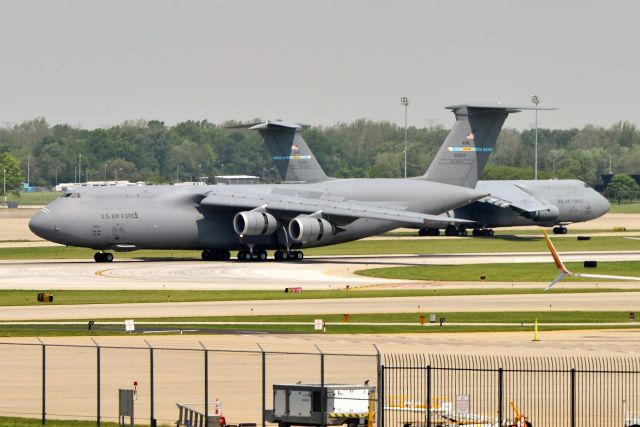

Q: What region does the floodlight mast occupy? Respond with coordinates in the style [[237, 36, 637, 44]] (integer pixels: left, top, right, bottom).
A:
[[530, 94, 540, 180], [401, 97, 409, 178]]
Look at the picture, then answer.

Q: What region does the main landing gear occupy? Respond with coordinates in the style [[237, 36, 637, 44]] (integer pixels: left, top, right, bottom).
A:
[[472, 228, 495, 237], [553, 226, 568, 235], [201, 249, 231, 261], [235, 249, 304, 262], [94, 252, 113, 263], [418, 228, 440, 236], [274, 250, 304, 261]]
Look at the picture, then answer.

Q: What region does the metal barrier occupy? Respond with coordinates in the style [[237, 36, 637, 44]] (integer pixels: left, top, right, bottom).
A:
[[176, 403, 223, 427], [0, 340, 378, 426], [381, 353, 640, 427]]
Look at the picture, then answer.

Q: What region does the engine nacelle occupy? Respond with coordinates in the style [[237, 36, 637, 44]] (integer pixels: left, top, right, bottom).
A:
[[233, 211, 279, 236], [288, 217, 335, 243], [530, 205, 560, 222]]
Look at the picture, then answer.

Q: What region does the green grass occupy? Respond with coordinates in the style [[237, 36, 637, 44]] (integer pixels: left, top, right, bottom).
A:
[[0, 417, 122, 426], [357, 261, 640, 282], [1, 312, 639, 337], [2, 235, 640, 260], [0, 287, 630, 307], [608, 202, 640, 214], [4, 191, 60, 205]]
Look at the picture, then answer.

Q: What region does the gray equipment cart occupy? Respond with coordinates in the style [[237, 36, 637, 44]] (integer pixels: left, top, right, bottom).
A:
[[265, 383, 374, 427]]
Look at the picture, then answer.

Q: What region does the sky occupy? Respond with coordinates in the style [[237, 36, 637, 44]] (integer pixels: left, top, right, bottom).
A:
[[1, 0, 639, 131]]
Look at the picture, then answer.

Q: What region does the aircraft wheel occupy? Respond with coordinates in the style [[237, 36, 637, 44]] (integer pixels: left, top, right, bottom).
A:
[[220, 250, 231, 261], [281, 251, 289, 261], [488, 229, 494, 236], [561, 226, 568, 234], [202, 250, 212, 261], [258, 250, 268, 261], [274, 250, 282, 261], [94, 253, 102, 262], [294, 251, 304, 260], [458, 229, 468, 237], [104, 253, 113, 262], [418, 228, 428, 237], [237, 251, 247, 261], [472, 229, 480, 237], [444, 226, 457, 237]]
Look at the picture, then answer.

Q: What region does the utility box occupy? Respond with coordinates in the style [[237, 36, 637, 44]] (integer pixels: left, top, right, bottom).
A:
[[266, 383, 374, 426]]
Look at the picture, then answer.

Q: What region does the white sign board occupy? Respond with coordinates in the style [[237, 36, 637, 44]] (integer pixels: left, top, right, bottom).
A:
[[124, 319, 135, 332], [456, 394, 470, 414], [314, 319, 324, 331]]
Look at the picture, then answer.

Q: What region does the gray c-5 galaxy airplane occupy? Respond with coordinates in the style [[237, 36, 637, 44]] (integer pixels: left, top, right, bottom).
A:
[[29, 109, 497, 262], [257, 103, 609, 237]]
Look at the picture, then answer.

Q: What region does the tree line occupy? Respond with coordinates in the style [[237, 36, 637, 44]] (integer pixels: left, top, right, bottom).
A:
[[1, 117, 639, 194]]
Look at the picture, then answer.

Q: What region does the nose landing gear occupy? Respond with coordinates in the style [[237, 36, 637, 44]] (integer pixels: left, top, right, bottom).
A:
[[553, 226, 568, 234]]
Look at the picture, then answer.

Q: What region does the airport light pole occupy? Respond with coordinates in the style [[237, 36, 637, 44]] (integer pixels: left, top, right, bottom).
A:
[[401, 97, 409, 178], [530, 94, 540, 180], [3, 168, 6, 203]]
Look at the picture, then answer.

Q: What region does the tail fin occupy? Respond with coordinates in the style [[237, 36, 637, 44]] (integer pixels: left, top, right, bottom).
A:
[[421, 103, 553, 188], [250, 121, 329, 183]]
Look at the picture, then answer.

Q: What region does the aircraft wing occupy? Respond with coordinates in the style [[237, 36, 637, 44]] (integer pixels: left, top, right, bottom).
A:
[[477, 182, 549, 213], [199, 190, 475, 227]]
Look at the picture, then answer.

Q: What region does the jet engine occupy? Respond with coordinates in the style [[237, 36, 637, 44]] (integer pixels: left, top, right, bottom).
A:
[[288, 216, 335, 243], [530, 205, 560, 222], [233, 211, 279, 236]]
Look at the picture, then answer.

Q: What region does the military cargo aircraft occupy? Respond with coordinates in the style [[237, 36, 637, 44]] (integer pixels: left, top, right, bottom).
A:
[[256, 103, 609, 237], [29, 113, 492, 262]]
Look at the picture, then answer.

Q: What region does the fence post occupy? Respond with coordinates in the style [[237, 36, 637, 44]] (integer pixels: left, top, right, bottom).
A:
[[426, 365, 431, 427], [571, 368, 576, 427], [373, 345, 382, 427], [145, 340, 155, 427], [316, 345, 325, 427], [37, 338, 46, 425], [200, 342, 209, 424], [380, 365, 385, 427], [497, 368, 504, 425], [258, 344, 266, 427], [92, 339, 101, 426]]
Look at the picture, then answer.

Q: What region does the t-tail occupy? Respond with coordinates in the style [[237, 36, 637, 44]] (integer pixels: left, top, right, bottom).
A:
[[421, 103, 555, 188], [542, 229, 640, 291], [249, 121, 329, 183]]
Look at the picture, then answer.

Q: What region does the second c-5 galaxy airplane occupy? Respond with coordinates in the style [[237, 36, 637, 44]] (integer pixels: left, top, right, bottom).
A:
[[30, 104, 524, 262], [257, 103, 609, 237]]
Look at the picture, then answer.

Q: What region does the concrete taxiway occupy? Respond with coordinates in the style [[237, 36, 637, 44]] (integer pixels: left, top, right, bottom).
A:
[[2, 251, 640, 291], [2, 292, 640, 321]]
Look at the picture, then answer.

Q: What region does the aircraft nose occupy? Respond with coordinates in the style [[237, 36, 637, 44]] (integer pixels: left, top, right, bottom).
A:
[[29, 208, 56, 240], [593, 191, 610, 217]]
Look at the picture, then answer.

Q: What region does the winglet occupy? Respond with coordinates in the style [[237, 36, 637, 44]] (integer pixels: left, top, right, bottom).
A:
[[541, 229, 572, 291], [542, 229, 571, 275]]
